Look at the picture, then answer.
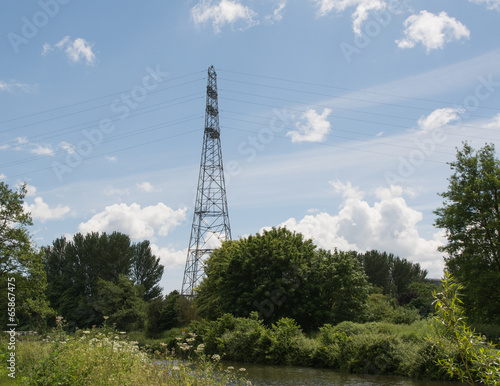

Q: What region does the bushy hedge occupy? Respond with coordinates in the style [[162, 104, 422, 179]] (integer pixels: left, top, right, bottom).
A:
[[188, 313, 454, 381]]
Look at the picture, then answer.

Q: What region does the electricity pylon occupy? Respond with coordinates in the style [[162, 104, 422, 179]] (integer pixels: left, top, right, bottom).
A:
[[181, 66, 231, 297]]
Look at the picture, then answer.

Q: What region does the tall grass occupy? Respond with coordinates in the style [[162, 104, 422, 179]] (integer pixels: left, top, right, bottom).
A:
[[1, 325, 249, 385]]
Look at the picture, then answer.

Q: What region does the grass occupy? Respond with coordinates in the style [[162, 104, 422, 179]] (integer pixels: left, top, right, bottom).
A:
[[0, 325, 250, 385]]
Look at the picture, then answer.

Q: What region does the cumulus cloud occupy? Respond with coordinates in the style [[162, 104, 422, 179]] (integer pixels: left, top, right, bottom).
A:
[[150, 244, 187, 269], [24, 197, 70, 222], [78, 203, 187, 241], [417, 107, 461, 134], [469, 0, 500, 10], [278, 181, 445, 276], [315, 0, 387, 35], [191, 0, 258, 33], [0, 174, 6, 180], [287, 108, 332, 143], [396, 11, 470, 52], [43, 36, 96, 65], [483, 113, 500, 129]]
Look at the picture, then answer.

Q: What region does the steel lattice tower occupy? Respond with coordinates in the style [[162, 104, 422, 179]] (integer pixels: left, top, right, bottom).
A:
[[181, 66, 231, 297]]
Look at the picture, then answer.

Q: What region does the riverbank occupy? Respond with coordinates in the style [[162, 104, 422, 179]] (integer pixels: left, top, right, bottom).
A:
[[223, 361, 460, 386]]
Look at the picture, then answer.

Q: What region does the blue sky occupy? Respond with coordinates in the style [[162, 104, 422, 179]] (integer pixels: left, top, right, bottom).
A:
[[2, 0, 500, 294]]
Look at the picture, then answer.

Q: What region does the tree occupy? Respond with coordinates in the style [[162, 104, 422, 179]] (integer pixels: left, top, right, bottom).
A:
[[195, 227, 369, 331], [356, 250, 428, 297], [0, 182, 53, 330], [43, 232, 164, 327], [95, 274, 146, 331], [130, 240, 164, 301], [1, 182, 32, 276], [434, 143, 500, 322]]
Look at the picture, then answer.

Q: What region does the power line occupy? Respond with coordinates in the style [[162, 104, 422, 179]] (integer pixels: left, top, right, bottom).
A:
[[217, 68, 500, 113], [0, 71, 205, 126], [220, 98, 500, 143], [0, 78, 205, 135]]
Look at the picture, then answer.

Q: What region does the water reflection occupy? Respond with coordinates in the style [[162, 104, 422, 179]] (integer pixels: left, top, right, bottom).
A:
[[224, 362, 457, 386]]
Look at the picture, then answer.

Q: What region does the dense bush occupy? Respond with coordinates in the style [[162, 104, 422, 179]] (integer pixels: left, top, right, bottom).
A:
[[189, 313, 453, 380]]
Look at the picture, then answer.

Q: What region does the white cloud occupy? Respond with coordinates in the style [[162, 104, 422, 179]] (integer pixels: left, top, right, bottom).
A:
[[191, 0, 258, 33], [0, 174, 6, 180], [287, 108, 332, 143], [136, 182, 155, 193], [0, 80, 36, 93], [44, 36, 96, 65], [266, 0, 287, 23], [278, 181, 445, 277], [417, 107, 461, 134], [483, 113, 500, 129], [104, 186, 130, 197], [469, 0, 500, 10], [396, 11, 470, 52], [30, 144, 54, 156], [59, 141, 76, 154], [150, 244, 187, 269], [78, 203, 187, 241], [24, 197, 70, 222], [25, 185, 37, 197], [315, 0, 387, 35], [41, 42, 53, 56], [105, 156, 117, 163]]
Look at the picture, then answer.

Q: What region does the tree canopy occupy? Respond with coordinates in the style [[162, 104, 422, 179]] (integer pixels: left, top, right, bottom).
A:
[[43, 232, 164, 328], [0, 182, 53, 329], [195, 227, 369, 331], [355, 250, 428, 297], [434, 142, 500, 323]]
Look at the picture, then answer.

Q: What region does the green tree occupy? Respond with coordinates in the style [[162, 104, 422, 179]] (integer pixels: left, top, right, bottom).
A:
[[434, 143, 500, 322], [356, 250, 427, 297], [195, 227, 369, 331], [130, 240, 164, 301], [43, 232, 164, 328], [95, 274, 146, 331], [0, 182, 53, 330]]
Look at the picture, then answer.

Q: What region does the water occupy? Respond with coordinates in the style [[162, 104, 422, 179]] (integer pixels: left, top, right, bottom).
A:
[[224, 362, 457, 386]]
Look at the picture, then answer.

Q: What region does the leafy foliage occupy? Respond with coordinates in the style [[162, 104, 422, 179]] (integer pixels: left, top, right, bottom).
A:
[[355, 250, 428, 297], [95, 274, 147, 331], [0, 182, 53, 330], [130, 240, 164, 301], [431, 272, 500, 385], [195, 227, 369, 330], [43, 232, 164, 328], [434, 142, 500, 323]]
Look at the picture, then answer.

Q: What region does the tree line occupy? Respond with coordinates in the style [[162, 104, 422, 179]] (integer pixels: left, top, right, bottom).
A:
[[0, 142, 499, 333]]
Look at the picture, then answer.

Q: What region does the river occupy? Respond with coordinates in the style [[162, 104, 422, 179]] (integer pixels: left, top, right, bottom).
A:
[[224, 362, 457, 386]]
